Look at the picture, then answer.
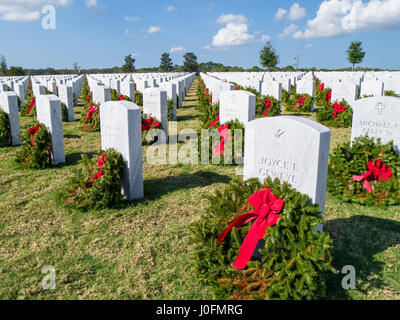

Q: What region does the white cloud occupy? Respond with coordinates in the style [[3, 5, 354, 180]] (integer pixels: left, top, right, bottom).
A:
[[294, 0, 400, 40], [261, 34, 271, 42], [211, 14, 256, 47], [147, 26, 161, 34], [288, 3, 307, 20], [170, 46, 184, 53], [125, 16, 141, 22], [0, 0, 71, 22], [278, 23, 299, 40], [132, 53, 139, 57], [166, 5, 177, 12], [275, 8, 287, 20], [85, 0, 97, 8], [217, 14, 248, 24]]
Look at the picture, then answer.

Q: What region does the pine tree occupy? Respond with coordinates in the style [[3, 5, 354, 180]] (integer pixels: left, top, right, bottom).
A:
[[122, 54, 136, 73], [183, 52, 199, 73], [347, 41, 365, 70], [259, 42, 279, 70], [160, 53, 173, 72]]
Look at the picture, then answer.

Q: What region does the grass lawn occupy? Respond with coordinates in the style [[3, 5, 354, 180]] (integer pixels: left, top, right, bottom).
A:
[[0, 81, 399, 300]]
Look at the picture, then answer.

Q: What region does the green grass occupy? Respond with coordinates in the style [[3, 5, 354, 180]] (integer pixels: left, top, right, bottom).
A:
[[0, 83, 399, 300]]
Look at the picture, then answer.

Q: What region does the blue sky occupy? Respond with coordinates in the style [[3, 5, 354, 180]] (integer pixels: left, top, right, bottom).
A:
[[1, 0, 400, 70]]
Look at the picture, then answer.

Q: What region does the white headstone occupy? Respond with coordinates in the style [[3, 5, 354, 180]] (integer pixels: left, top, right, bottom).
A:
[[350, 96, 400, 152], [0, 91, 20, 145], [93, 85, 111, 104], [331, 82, 358, 104], [219, 90, 256, 125], [244, 116, 330, 228], [143, 88, 168, 142], [36, 95, 65, 165], [100, 101, 144, 200], [360, 80, 384, 97], [58, 85, 74, 121]]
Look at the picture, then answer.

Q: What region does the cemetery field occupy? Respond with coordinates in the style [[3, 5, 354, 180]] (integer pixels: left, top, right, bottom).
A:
[[0, 82, 399, 300]]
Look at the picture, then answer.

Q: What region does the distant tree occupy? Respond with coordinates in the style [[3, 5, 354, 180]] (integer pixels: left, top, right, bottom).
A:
[[347, 41, 365, 70], [247, 66, 262, 72], [122, 54, 136, 73], [73, 62, 80, 73], [8, 66, 25, 76], [283, 65, 295, 71], [182, 52, 199, 73], [44, 68, 58, 75], [160, 53, 173, 72], [0, 55, 7, 76], [259, 42, 279, 70]]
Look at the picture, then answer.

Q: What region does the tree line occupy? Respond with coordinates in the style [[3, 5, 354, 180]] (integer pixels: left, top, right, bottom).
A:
[[0, 41, 394, 77]]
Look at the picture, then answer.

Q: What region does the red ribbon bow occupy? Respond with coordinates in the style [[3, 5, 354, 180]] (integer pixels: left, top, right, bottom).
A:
[[262, 99, 272, 117], [85, 104, 98, 120], [332, 102, 346, 120], [296, 96, 306, 108], [28, 124, 40, 146], [141, 118, 160, 132], [87, 92, 92, 103], [26, 97, 36, 114], [213, 124, 231, 157], [326, 91, 332, 104], [93, 154, 107, 181], [320, 83, 325, 92], [353, 160, 393, 193], [208, 114, 219, 127], [118, 95, 126, 101], [218, 189, 284, 269]]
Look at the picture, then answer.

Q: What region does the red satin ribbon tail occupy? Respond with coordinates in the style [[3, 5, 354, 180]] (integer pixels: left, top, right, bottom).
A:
[[217, 212, 257, 246], [232, 220, 268, 270], [363, 180, 373, 193], [352, 174, 365, 182]]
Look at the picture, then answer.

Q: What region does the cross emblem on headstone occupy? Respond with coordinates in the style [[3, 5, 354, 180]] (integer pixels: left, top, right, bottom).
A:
[[375, 102, 386, 115], [275, 129, 285, 139]]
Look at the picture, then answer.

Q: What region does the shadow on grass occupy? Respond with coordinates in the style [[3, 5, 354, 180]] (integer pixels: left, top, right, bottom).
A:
[[178, 114, 199, 121], [324, 215, 400, 299], [64, 151, 97, 166], [143, 170, 231, 201]]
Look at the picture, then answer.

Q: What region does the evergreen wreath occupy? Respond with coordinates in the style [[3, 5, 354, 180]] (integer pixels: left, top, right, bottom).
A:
[[134, 90, 143, 107], [15, 122, 52, 169], [285, 93, 313, 112], [200, 119, 244, 166], [61, 149, 126, 210], [316, 99, 353, 128], [190, 177, 336, 300], [255, 95, 281, 118], [0, 109, 11, 147], [141, 113, 162, 145], [20, 96, 36, 117], [61, 102, 69, 122], [167, 98, 175, 121], [328, 135, 400, 207], [81, 103, 100, 132]]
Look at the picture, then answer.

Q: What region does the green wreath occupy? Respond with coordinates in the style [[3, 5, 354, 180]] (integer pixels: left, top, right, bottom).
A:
[[167, 98, 175, 121], [255, 95, 281, 118], [328, 136, 400, 206], [61, 148, 125, 210], [286, 93, 313, 112], [81, 103, 100, 132], [316, 99, 353, 128], [190, 177, 335, 300], [142, 113, 163, 146], [199, 119, 244, 166], [0, 109, 11, 147], [15, 122, 52, 169]]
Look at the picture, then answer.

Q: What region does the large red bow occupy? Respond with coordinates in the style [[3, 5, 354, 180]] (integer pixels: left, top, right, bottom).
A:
[[353, 160, 393, 193], [85, 104, 98, 120], [332, 102, 346, 120], [320, 83, 325, 92], [118, 95, 126, 101], [142, 117, 160, 132], [87, 92, 92, 103], [296, 96, 306, 108], [26, 97, 36, 114], [28, 124, 40, 146], [213, 124, 231, 157], [218, 189, 284, 270], [262, 99, 271, 117]]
